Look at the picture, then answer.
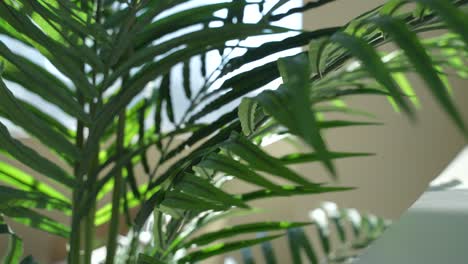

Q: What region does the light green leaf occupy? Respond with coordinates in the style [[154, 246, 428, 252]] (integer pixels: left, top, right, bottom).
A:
[[374, 15, 467, 137], [0, 185, 70, 213], [331, 32, 414, 119], [2, 207, 70, 238], [0, 161, 69, 203]]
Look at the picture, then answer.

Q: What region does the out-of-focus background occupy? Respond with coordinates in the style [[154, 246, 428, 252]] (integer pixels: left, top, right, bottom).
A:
[[1, 1, 468, 263]]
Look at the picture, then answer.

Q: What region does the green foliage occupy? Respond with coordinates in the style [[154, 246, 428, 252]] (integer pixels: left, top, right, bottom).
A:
[[226, 202, 389, 264], [0, 0, 466, 263]]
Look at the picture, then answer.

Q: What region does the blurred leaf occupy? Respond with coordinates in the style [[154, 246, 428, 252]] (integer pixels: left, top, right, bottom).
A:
[[198, 153, 285, 193], [178, 234, 283, 263], [238, 185, 354, 202], [0, 42, 90, 124], [0, 79, 79, 160], [374, 15, 467, 137], [287, 228, 319, 263], [137, 253, 165, 264], [0, 122, 75, 188], [0, 161, 69, 202], [257, 53, 336, 175], [331, 32, 414, 118], [0, 185, 71, 212], [238, 98, 258, 136], [175, 173, 248, 209], [184, 221, 310, 248], [280, 152, 374, 165], [1, 216, 23, 264], [2, 207, 70, 238], [161, 190, 229, 212]]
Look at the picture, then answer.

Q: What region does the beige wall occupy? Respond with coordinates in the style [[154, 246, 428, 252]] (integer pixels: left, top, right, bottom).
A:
[[2, 1, 468, 263]]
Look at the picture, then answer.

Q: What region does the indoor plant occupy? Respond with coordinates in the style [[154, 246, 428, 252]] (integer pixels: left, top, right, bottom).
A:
[[0, 0, 467, 263]]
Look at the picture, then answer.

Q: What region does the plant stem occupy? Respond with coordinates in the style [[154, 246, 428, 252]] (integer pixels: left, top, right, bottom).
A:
[[105, 106, 127, 264], [70, 91, 85, 264]]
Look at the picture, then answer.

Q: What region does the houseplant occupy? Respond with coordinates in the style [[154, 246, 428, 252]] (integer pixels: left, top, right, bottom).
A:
[[0, 0, 467, 263]]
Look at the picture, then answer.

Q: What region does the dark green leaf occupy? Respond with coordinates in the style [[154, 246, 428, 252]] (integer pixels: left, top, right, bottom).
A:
[[1, 216, 23, 264], [223, 132, 316, 185], [287, 228, 319, 263], [175, 173, 248, 209], [331, 32, 414, 119], [2, 207, 70, 238], [136, 253, 165, 264], [184, 221, 310, 248], [280, 152, 374, 165], [0, 161, 69, 202], [198, 153, 285, 193], [0, 185, 71, 212], [178, 234, 283, 263], [183, 60, 192, 100], [238, 185, 354, 202], [0, 122, 75, 188], [257, 53, 336, 175], [374, 15, 467, 136], [161, 191, 229, 212], [0, 79, 79, 160]]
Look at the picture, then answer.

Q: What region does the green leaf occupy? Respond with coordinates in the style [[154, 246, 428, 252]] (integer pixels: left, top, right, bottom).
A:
[[0, 2, 96, 99], [178, 234, 283, 263], [136, 253, 165, 264], [318, 120, 382, 129], [415, 0, 468, 46], [223, 28, 339, 75], [0, 79, 79, 160], [374, 15, 467, 137], [287, 228, 319, 263], [2, 207, 70, 238], [241, 248, 256, 264], [223, 132, 316, 186], [175, 173, 249, 209], [198, 153, 285, 193], [182, 60, 192, 99], [0, 161, 69, 203], [19, 255, 38, 264], [238, 98, 259, 136], [161, 73, 175, 124], [1, 216, 23, 264], [184, 221, 310, 248], [331, 32, 414, 119], [256, 53, 336, 175], [0, 122, 75, 188], [0, 185, 71, 213], [135, 2, 236, 48], [0, 42, 90, 124], [259, 233, 278, 264], [161, 191, 229, 212], [309, 37, 329, 76], [280, 152, 374, 165], [190, 61, 280, 123], [238, 185, 354, 202]]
